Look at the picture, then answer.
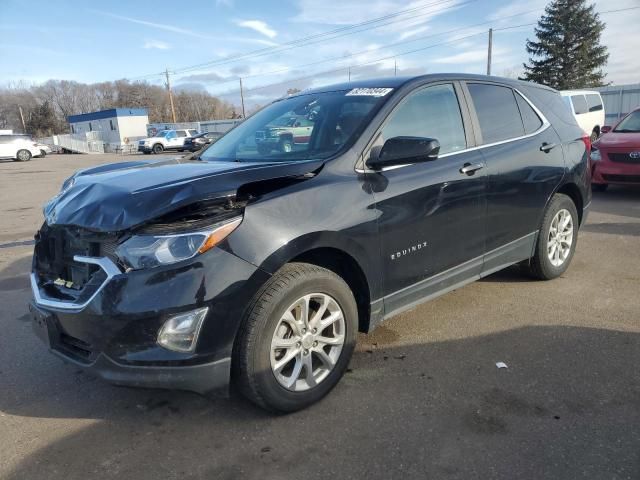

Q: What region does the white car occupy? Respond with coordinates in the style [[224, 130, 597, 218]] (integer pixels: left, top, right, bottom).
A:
[[35, 143, 52, 157], [560, 90, 605, 141], [137, 129, 200, 154], [0, 134, 41, 161]]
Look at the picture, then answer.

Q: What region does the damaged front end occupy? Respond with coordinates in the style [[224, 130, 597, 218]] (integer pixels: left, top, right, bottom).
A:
[[29, 158, 322, 394]]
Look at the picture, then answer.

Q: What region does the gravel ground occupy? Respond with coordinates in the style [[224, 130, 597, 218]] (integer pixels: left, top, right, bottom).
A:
[[0, 153, 638, 479]]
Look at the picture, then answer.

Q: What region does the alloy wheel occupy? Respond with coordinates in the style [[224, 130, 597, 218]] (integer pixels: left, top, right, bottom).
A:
[[270, 293, 345, 392], [547, 208, 574, 267]]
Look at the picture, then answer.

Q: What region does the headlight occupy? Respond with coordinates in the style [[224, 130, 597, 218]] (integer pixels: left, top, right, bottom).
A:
[[590, 148, 601, 161], [116, 217, 242, 270]]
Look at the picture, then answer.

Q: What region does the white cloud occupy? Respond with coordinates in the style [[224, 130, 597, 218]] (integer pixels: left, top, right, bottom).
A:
[[433, 49, 487, 64], [235, 20, 277, 39], [90, 10, 214, 39], [398, 25, 430, 41], [143, 40, 170, 50]]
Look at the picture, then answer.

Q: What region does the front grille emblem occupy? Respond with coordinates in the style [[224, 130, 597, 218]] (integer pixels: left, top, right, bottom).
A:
[[630, 152, 640, 159]]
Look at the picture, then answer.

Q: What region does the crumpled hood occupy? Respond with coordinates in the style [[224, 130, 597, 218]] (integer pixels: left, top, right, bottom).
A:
[[44, 157, 323, 232]]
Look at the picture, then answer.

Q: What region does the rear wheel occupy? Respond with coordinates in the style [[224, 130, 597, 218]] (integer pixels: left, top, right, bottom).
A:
[[39, 149, 47, 157], [234, 263, 357, 412], [152, 143, 164, 154], [15, 149, 32, 162], [524, 193, 578, 280], [592, 183, 608, 192]]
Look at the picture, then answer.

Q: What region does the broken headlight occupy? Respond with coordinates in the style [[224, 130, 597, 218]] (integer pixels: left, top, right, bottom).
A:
[[116, 217, 242, 270]]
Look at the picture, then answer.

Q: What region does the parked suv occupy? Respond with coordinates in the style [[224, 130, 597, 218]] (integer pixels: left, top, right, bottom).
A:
[[138, 129, 199, 154], [30, 75, 590, 412], [0, 134, 41, 161], [560, 90, 605, 141], [255, 116, 314, 154]]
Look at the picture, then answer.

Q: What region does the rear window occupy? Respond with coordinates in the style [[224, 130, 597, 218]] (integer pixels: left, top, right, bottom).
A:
[[515, 93, 543, 134], [468, 83, 524, 144], [586, 94, 603, 112], [571, 95, 588, 115]]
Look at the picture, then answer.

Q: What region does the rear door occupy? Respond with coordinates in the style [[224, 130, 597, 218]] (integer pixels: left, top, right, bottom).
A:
[[366, 82, 487, 316], [463, 82, 565, 275]]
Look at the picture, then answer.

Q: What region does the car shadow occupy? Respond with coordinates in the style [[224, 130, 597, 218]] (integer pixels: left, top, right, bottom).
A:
[[1, 312, 638, 479]]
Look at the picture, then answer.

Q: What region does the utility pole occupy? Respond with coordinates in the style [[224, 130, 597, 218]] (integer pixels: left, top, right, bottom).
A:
[[394, 59, 397, 77], [486, 28, 493, 76], [239, 77, 246, 118], [348, 67, 351, 82], [165, 68, 177, 123], [18, 106, 26, 132]]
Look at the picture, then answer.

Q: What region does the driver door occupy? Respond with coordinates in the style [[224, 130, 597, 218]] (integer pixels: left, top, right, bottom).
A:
[[366, 82, 487, 316]]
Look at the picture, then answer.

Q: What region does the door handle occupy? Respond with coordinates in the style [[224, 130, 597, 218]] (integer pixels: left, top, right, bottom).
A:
[[540, 142, 558, 153], [460, 162, 485, 175]]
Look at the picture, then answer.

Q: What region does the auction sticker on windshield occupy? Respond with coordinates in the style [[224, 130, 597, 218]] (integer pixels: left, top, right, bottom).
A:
[[346, 88, 393, 97]]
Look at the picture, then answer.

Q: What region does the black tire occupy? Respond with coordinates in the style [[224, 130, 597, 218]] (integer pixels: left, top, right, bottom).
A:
[[152, 143, 164, 154], [278, 138, 293, 153], [592, 183, 608, 192], [234, 262, 358, 412], [524, 193, 579, 280], [15, 149, 32, 162], [39, 150, 47, 158]]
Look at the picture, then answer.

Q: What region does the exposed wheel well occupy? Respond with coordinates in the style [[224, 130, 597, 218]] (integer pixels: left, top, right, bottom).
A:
[[557, 183, 584, 225], [292, 248, 371, 333]]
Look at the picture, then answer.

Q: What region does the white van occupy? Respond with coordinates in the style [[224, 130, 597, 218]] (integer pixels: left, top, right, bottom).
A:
[[560, 90, 605, 141]]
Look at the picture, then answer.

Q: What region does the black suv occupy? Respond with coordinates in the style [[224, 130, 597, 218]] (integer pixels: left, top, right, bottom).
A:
[[30, 74, 591, 412]]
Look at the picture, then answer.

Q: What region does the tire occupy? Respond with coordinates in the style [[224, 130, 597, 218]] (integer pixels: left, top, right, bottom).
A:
[[15, 149, 32, 162], [152, 143, 164, 154], [592, 183, 608, 192], [278, 138, 293, 153], [590, 130, 598, 143], [39, 150, 47, 158], [524, 193, 579, 280], [234, 262, 358, 412]]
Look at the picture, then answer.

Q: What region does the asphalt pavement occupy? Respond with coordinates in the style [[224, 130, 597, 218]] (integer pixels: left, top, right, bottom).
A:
[[0, 154, 638, 479]]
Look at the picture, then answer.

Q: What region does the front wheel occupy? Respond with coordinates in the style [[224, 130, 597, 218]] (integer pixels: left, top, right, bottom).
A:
[[152, 143, 164, 154], [278, 138, 293, 153], [39, 150, 47, 157], [524, 193, 578, 280], [234, 263, 357, 412], [15, 149, 32, 162]]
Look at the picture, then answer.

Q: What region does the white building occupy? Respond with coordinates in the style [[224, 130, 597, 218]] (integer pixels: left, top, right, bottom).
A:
[[68, 108, 149, 151]]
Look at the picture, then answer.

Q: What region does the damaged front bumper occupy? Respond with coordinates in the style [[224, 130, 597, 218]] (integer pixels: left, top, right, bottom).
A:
[[29, 244, 270, 394]]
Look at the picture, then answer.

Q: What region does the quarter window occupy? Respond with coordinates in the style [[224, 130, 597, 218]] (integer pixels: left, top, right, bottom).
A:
[[176, 130, 187, 137], [586, 94, 603, 112], [515, 92, 543, 135], [468, 83, 524, 144], [380, 83, 466, 155], [571, 95, 588, 115]]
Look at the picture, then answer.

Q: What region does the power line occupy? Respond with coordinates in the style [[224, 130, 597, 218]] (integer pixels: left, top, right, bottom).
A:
[[172, 0, 472, 75]]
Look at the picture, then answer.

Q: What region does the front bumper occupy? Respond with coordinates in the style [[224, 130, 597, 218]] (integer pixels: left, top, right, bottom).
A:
[[592, 154, 640, 185], [29, 246, 270, 394], [138, 145, 151, 153]]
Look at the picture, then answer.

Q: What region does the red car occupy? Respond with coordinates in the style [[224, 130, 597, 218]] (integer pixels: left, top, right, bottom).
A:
[[591, 107, 640, 191]]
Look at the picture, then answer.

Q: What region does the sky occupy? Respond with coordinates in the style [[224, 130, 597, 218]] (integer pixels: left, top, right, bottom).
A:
[[1, 0, 639, 108]]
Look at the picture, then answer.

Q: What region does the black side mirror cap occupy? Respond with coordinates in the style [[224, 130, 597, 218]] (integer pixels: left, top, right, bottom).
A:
[[367, 136, 440, 170]]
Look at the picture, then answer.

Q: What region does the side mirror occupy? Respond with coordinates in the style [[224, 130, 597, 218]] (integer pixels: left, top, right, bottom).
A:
[[367, 136, 440, 170], [600, 125, 612, 134]]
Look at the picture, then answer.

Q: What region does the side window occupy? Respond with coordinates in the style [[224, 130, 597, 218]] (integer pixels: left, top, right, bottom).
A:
[[467, 83, 524, 144], [515, 92, 543, 134], [586, 94, 603, 112], [167, 131, 177, 139], [571, 95, 588, 115], [380, 83, 466, 155], [176, 130, 187, 137]]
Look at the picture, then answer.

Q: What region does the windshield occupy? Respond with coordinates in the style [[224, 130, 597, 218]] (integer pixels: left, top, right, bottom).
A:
[[614, 111, 640, 133], [199, 90, 389, 163]]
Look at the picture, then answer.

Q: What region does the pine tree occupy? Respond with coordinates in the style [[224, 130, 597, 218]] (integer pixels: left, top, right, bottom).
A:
[[521, 0, 608, 89]]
